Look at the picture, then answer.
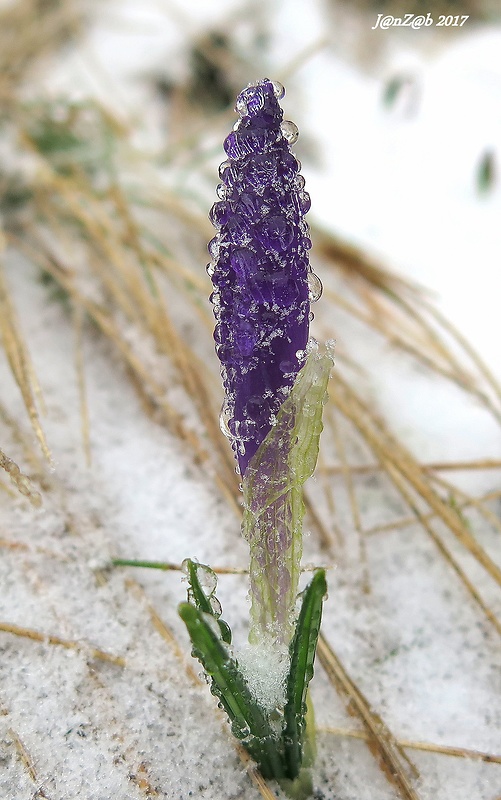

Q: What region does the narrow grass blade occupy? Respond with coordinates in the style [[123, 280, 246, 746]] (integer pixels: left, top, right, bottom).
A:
[[283, 569, 327, 779]]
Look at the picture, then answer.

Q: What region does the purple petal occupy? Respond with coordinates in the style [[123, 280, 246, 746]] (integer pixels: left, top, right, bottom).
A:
[[209, 79, 312, 475]]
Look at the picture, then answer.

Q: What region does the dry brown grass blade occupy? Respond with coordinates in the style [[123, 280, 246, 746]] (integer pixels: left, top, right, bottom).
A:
[[326, 405, 362, 537], [0, 621, 126, 667], [323, 283, 479, 397], [326, 459, 501, 476], [73, 305, 91, 467], [324, 403, 371, 590], [320, 726, 501, 764], [27, 238, 241, 513], [239, 748, 280, 800], [422, 298, 501, 417], [0, 446, 42, 506], [315, 225, 425, 300], [330, 373, 501, 590], [8, 727, 39, 783], [381, 459, 501, 637], [317, 227, 501, 424], [14, 142, 240, 502], [304, 489, 341, 551], [429, 470, 501, 538], [0, 0, 86, 91], [364, 486, 501, 537], [0, 259, 51, 463], [124, 576, 200, 686], [317, 634, 422, 800]]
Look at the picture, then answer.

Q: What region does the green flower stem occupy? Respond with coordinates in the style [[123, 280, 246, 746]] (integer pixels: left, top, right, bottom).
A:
[[242, 351, 332, 644]]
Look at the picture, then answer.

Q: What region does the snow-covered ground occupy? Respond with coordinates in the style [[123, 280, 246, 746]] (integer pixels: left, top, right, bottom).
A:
[[1, 2, 500, 799]]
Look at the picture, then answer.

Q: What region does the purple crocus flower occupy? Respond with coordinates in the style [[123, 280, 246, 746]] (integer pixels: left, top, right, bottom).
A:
[[208, 79, 316, 476]]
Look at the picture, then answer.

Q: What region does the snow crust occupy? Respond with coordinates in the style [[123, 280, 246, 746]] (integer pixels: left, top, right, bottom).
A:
[[1, 2, 500, 799]]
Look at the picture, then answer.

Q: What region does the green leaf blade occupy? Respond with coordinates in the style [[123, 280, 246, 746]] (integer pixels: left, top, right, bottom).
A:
[[178, 602, 285, 778], [283, 569, 327, 779], [182, 558, 231, 643]]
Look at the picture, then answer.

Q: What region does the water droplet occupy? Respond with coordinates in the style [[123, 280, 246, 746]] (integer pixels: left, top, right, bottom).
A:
[[235, 94, 248, 116], [208, 236, 220, 258], [233, 721, 251, 740], [219, 401, 233, 440], [206, 261, 215, 277], [209, 201, 230, 229], [280, 120, 299, 145], [233, 118, 242, 131], [308, 311, 314, 322], [210, 595, 222, 616], [326, 338, 336, 357], [295, 174, 305, 190], [299, 190, 311, 213], [197, 563, 218, 595], [216, 183, 227, 200], [308, 272, 323, 303], [279, 359, 295, 373], [218, 160, 231, 181], [271, 80, 285, 100], [306, 336, 319, 353]]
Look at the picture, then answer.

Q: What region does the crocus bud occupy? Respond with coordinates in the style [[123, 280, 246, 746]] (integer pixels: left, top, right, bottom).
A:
[[208, 79, 320, 476]]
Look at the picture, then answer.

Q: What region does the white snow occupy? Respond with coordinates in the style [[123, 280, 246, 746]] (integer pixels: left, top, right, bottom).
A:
[[1, 2, 500, 800]]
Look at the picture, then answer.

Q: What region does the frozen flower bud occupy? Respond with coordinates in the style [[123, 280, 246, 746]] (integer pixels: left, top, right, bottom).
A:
[[209, 79, 318, 475]]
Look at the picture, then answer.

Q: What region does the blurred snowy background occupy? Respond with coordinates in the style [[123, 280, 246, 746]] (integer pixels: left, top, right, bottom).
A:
[[0, 1, 500, 799]]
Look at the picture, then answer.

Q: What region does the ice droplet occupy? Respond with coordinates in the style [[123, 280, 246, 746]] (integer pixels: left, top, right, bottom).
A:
[[280, 120, 299, 145], [209, 595, 222, 616], [219, 401, 233, 440], [206, 262, 215, 277], [235, 94, 248, 116], [218, 160, 231, 181], [308, 271, 323, 303], [326, 338, 336, 357], [181, 557, 197, 576], [216, 183, 228, 200], [197, 563, 218, 595], [299, 190, 311, 213], [271, 80, 285, 100], [208, 236, 220, 258]]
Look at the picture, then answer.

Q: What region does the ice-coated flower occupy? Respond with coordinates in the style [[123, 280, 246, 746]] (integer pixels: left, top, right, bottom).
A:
[[180, 81, 330, 784], [208, 79, 319, 476]]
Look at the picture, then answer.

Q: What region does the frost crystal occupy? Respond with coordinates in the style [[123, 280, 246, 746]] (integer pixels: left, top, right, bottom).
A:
[[209, 79, 317, 475]]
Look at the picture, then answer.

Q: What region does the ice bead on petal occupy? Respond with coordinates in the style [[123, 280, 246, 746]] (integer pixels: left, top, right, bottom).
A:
[[209, 79, 315, 475]]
